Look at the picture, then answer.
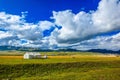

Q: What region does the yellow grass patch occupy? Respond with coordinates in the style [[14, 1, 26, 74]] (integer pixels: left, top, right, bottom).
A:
[[0, 56, 23, 59], [0, 54, 118, 59]]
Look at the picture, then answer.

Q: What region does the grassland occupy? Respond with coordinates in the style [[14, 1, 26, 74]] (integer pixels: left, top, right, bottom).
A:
[[0, 51, 120, 80]]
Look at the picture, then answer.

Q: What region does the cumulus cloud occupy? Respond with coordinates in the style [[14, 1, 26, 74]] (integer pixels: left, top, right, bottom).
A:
[[92, 0, 120, 32], [0, 0, 120, 51], [52, 10, 94, 43], [76, 32, 120, 51], [0, 12, 54, 47], [55, 32, 120, 51], [51, 0, 120, 44]]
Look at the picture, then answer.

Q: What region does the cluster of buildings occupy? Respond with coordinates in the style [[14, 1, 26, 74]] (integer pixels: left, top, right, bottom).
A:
[[24, 52, 47, 59]]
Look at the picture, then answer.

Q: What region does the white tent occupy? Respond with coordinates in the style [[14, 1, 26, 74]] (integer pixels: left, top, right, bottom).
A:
[[24, 52, 41, 59]]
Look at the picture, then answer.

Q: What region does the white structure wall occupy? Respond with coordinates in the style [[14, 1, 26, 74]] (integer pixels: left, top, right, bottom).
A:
[[24, 52, 41, 59]]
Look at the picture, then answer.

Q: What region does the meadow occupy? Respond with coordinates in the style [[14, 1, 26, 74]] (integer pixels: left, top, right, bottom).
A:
[[0, 51, 120, 80]]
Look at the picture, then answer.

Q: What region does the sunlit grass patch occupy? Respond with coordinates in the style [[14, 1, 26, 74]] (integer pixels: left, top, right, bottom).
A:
[[0, 51, 120, 80]]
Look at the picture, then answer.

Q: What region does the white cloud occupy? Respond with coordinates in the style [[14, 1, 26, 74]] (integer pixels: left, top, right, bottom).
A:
[[0, 12, 53, 47], [0, 31, 12, 39], [38, 21, 55, 31], [51, 0, 120, 44], [92, 0, 120, 32], [76, 32, 120, 51], [52, 10, 94, 43]]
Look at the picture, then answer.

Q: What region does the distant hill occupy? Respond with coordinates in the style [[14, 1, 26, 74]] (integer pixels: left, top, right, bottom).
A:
[[0, 46, 120, 54], [87, 49, 120, 54], [0, 46, 79, 52], [0, 46, 39, 51], [0, 46, 19, 51]]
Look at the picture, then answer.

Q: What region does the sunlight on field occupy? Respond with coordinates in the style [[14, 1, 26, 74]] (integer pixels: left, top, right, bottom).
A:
[[0, 56, 23, 59], [0, 51, 120, 80], [0, 55, 120, 65], [0, 54, 118, 59], [0, 55, 120, 80]]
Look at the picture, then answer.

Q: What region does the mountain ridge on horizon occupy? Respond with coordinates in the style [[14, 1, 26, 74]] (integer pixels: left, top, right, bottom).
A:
[[0, 46, 120, 54]]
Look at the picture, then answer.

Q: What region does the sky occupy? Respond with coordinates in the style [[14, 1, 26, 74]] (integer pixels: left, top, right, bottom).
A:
[[0, 0, 120, 51], [0, 0, 100, 22]]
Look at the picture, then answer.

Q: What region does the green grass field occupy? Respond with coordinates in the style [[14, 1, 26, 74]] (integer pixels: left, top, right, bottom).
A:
[[0, 51, 120, 80]]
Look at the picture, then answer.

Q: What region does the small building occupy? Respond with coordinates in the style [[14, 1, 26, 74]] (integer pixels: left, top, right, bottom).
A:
[[43, 55, 47, 59], [24, 52, 41, 59]]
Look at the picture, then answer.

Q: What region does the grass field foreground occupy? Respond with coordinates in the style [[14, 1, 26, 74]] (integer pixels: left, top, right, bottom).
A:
[[0, 51, 120, 80]]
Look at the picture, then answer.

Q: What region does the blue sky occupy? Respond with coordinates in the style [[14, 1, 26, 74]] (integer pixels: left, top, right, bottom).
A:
[[0, 0, 120, 50], [0, 0, 100, 22]]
